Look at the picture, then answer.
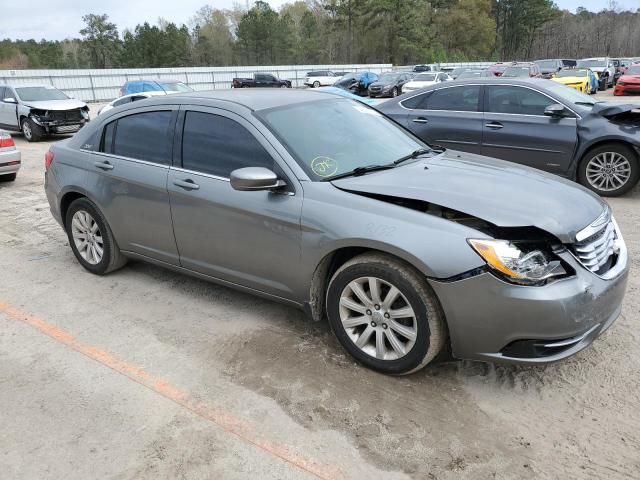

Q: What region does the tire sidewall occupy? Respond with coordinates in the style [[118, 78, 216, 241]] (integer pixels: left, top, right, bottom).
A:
[[326, 262, 432, 375], [21, 119, 33, 141], [578, 144, 639, 197], [65, 198, 114, 275], [313, 81, 320, 88]]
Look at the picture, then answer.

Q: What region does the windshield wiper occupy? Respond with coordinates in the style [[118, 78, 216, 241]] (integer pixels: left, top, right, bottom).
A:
[[322, 164, 396, 181], [393, 148, 434, 165]]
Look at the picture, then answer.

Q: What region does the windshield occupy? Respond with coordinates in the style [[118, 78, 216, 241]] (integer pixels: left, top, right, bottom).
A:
[[158, 82, 193, 92], [577, 59, 606, 68], [15, 86, 69, 102], [415, 73, 437, 81], [378, 73, 400, 82], [502, 67, 530, 77], [557, 69, 588, 78], [257, 99, 425, 181], [544, 82, 597, 107], [626, 66, 640, 75], [536, 61, 557, 69]]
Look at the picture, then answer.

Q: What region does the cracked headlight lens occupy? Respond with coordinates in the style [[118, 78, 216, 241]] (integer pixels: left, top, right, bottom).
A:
[[468, 239, 567, 285]]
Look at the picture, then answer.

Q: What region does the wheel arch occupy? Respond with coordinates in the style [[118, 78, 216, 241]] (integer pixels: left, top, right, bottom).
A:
[[579, 138, 640, 166], [59, 189, 92, 227]]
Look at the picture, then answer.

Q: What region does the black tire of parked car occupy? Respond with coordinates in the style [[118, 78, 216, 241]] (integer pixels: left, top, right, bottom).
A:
[[598, 77, 607, 91], [326, 252, 446, 375], [578, 143, 640, 197], [391, 87, 399, 97], [65, 198, 127, 275], [313, 81, 320, 88], [21, 117, 44, 142], [0, 173, 17, 182]]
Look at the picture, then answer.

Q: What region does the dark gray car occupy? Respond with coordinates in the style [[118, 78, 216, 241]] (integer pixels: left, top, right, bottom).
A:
[[377, 78, 640, 196], [44, 90, 628, 374]]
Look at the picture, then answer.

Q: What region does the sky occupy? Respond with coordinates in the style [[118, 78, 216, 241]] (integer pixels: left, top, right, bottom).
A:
[[1, 0, 639, 41]]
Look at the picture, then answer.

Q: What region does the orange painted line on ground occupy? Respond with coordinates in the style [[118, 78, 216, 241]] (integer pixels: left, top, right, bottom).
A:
[[0, 301, 345, 480]]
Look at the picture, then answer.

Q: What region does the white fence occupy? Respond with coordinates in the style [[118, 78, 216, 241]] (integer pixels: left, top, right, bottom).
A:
[[0, 64, 393, 102]]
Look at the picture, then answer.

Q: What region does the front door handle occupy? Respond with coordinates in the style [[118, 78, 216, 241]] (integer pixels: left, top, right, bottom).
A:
[[412, 117, 429, 124], [94, 161, 114, 170], [485, 122, 504, 129], [173, 179, 200, 191]]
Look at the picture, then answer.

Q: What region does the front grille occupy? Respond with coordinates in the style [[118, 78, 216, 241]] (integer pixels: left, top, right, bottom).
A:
[[574, 221, 617, 274], [49, 109, 82, 122]]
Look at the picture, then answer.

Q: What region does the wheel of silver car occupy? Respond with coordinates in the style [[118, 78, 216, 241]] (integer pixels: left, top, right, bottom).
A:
[[578, 144, 639, 197], [21, 117, 44, 142], [313, 81, 320, 88], [326, 253, 445, 375], [65, 197, 127, 275]]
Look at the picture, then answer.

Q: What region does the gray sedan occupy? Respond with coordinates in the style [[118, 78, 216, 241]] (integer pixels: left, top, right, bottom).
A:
[[44, 90, 628, 374], [377, 78, 640, 196]]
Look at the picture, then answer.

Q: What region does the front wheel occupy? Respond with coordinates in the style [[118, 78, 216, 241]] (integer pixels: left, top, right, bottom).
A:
[[578, 144, 639, 197], [65, 198, 127, 275], [391, 87, 399, 97], [22, 117, 44, 142], [326, 253, 446, 375], [313, 81, 320, 88]]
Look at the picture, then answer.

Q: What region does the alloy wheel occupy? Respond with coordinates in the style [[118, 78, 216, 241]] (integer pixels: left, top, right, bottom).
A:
[[339, 276, 417, 360], [22, 121, 32, 140], [586, 152, 631, 192], [71, 210, 104, 265]]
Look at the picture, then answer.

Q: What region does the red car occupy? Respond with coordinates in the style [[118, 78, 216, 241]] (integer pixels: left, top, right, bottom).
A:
[[614, 64, 640, 95], [487, 62, 509, 77]]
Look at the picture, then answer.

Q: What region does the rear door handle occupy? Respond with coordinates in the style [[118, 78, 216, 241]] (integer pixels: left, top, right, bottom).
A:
[[485, 122, 504, 129], [94, 161, 114, 170], [173, 179, 200, 191], [412, 117, 428, 124]]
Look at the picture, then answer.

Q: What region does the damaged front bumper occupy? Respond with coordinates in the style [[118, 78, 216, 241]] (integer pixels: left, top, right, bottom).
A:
[[429, 249, 629, 364]]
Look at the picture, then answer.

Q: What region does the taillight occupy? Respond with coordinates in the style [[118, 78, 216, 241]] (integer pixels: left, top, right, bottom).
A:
[[45, 149, 55, 170], [0, 133, 14, 148]]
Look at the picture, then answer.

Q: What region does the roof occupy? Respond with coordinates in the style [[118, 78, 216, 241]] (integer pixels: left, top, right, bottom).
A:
[[164, 89, 339, 111]]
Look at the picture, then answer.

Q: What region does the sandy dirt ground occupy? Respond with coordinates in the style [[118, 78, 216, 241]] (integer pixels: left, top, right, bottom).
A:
[[0, 92, 639, 480]]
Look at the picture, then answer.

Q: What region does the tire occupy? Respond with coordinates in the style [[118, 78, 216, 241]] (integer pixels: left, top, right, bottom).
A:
[[280, 84, 288, 89], [326, 253, 446, 375], [578, 143, 639, 197], [21, 117, 44, 142], [0, 173, 17, 182], [65, 197, 127, 275], [313, 81, 320, 88], [391, 87, 399, 97]]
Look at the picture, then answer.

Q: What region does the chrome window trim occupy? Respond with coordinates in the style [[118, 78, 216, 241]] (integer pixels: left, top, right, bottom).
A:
[[88, 150, 170, 169], [170, 166, 230, 182]]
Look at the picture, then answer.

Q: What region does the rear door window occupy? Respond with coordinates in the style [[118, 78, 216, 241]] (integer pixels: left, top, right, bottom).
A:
[[426, 85, 480, 112], [103, 110, 173, 164], [181, 111, 273, 178]]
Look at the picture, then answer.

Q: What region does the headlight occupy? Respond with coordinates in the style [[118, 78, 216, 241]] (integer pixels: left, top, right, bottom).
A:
[[81, 110, 90, 120], [468, 239, 568, 285]]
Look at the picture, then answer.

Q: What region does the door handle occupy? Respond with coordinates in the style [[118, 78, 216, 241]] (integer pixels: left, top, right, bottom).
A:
[[173, 179, 200, 191], [412, 117, 429, 124], [94, 161, 114, 170], [485, 122, 504, 129]]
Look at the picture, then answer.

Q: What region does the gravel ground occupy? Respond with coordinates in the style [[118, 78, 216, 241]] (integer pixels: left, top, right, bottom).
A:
[[0, 90, 639, 480]]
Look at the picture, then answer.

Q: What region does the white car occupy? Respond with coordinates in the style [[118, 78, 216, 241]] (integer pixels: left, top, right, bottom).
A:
[[0, 130, 20, 182], [304, 70, 340, 88], [577, 58, 616, 89], [97, 91, 167, 115], [402, 72, 452, 93]]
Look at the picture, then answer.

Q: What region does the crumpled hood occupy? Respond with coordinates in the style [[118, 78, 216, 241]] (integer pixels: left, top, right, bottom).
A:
[[22, 99, 87, 111], [332, 151, 606, 243], [592, 102, 640, 118]]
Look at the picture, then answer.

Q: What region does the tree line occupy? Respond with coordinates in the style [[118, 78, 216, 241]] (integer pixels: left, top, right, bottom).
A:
[[1, 0, 639, 70]]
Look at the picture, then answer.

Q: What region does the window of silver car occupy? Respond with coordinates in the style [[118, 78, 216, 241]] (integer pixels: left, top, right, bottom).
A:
[[181, 111, 274, 178], [485, 86, 554, 116], [101, 111, 173, 165]]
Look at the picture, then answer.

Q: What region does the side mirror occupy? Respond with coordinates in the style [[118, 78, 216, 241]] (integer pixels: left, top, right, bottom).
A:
[[230, 167, 286, 192], [544, 104, 567, 117], [2, 97, 17, 104]]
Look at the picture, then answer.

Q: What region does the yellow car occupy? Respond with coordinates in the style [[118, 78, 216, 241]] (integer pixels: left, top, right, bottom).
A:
[[552, 68, 598, 94]]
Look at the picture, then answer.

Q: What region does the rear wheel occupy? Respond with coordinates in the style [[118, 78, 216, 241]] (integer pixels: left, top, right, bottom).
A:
[[326, 253, 445, 375], [65, 198, 127, 275], [21, 117, 44, 142], [578, 143, 639, 197], [391, 87, 399, 97]]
